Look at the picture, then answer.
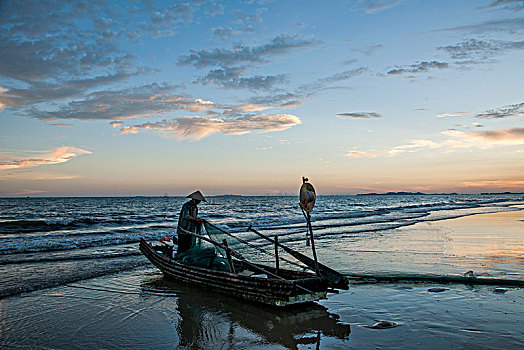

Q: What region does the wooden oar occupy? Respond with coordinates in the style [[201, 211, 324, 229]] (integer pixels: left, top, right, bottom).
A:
[[247, 225, 348, 289], [177, 227, 315, 294]]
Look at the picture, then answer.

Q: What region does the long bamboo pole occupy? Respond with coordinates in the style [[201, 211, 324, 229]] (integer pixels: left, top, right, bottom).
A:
[[247, 225, 348, 289], [306, 212, 319, 275]]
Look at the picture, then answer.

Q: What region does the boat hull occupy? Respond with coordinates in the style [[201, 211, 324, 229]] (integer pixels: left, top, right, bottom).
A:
[[139, 239, 328, 306]]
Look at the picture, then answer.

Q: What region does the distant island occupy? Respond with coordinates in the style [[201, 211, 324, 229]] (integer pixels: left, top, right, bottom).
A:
[[357, 191, 523, 196], [480, 192, 524, 195], [356, 192, 464, 196], [212, 194, 244, 197]]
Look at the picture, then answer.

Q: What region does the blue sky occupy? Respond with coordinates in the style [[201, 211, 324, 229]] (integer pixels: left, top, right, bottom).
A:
[[1, 0, 523, 196]]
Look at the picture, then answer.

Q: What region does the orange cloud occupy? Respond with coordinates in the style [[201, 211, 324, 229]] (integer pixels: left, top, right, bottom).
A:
[[344, 150, 378, 159], [0, 146, 91, 170], [120, 114, 302, 140], [232, 103, 273, 113], [0, 86, 6, 110], [51, 123, 75, 127], [387, 139, 442, 157], [110, 121, 123, 128], [443, 128, 524, 148], [186, 99, 215, 112], [7, 189, 47, 196], [435, 111, 473, 118], [461, 180, 524, 188]]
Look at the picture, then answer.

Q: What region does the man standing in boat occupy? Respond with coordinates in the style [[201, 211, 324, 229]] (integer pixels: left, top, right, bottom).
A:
[[177, 190, 207, 254]]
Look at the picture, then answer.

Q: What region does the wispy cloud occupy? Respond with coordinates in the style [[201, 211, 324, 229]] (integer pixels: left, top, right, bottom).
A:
[[226, 103, 278, 113], [120, 114, 302, 140], [178, 33, 319, 92], [7, 190, 48, 196], [432, 17, 524, 33], [358, 0, 405, 14], [475, 102, 524, 119], [436, 111, 473, 118], [387, 139, 442, 157], [26, 83, 216, 121], [177, 33, 318, 68], [205, 4, 224, 17], [196, 66, 287, 91], [0, 171, 82, 181], [241, 93, 306, 112], [344, 150, 378, 158], [127, 2, 207, 39], [438, 39, 524, 64], [337, 112, 382, 119], [387, 61, 449, 76], [234, 67, 366, 112], [461, 179, 524, 188], [0, 146, 91, 170], [51, 123, 75, 128], [443, 128, 524, 147], [211, 27, 241, 40], [363, 44, 384, 56], [234, 6, 266, 26], [381, 127, 524, 157], [315, 68, 368, 85], [479, 0, 524, 11], [0, 69, 149, 109]]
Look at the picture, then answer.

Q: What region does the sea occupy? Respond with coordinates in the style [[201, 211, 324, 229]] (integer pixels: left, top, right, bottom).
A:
[[1, 194, 523, 299], [1, 194, 523, 349]]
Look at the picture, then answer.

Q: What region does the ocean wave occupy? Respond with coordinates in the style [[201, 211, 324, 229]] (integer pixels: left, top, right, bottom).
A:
[[0, 257, 149, 299], [0, 251, 142, 265], [0, 217, 163, 234], [0, 231, 162, 255], [0, 218, 100, 233], [236, 204, 520, 248]]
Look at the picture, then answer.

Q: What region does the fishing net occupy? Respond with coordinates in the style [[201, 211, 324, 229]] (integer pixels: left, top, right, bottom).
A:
[[174, 226, 230, 271], [203, 221, 243, 257]]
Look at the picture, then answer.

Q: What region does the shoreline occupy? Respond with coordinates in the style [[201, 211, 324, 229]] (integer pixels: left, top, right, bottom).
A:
[[316, 205, 524, 282]]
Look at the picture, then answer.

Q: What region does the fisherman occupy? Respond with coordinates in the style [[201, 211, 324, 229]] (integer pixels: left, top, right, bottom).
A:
[[176, 190, 206, 254]]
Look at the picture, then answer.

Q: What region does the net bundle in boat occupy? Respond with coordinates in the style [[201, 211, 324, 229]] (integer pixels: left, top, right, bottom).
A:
[[203, 221, 243, 257]]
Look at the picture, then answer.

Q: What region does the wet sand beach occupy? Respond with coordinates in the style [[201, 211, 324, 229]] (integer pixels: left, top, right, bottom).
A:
[[1, 208, 523, 349]]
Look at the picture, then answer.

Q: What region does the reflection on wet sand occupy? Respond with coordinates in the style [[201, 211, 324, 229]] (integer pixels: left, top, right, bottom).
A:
[[142, 275, 351, 349]]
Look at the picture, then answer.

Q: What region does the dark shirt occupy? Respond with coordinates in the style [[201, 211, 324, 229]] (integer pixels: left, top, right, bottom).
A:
[[176, 200, 198, 253]]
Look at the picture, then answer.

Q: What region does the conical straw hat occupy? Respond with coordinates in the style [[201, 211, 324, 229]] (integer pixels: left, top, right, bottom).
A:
[[187, 190, 207, 202]]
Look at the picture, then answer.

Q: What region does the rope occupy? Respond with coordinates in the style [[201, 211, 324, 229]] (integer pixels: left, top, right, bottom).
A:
[[344, 273, 524, 287], [204, 220, 309, 270]]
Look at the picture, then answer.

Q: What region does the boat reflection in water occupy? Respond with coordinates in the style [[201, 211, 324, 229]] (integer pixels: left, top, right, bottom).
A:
[[142, 275, 351, 349]]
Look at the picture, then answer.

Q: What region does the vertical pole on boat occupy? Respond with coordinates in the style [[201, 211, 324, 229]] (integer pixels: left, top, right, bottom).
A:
[[307, 213, 319, 275], [274, 235, 280, 274], [300, 177, 319, 275], [222, 239, 236, 274], [306, 211, 319, 275]]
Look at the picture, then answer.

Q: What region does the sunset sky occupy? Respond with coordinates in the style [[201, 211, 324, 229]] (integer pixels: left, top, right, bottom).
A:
[[1, 0, 523, 196]]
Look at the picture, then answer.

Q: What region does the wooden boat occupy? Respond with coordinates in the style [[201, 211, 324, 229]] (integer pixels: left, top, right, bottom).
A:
[[139, 232, 348, 306]]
